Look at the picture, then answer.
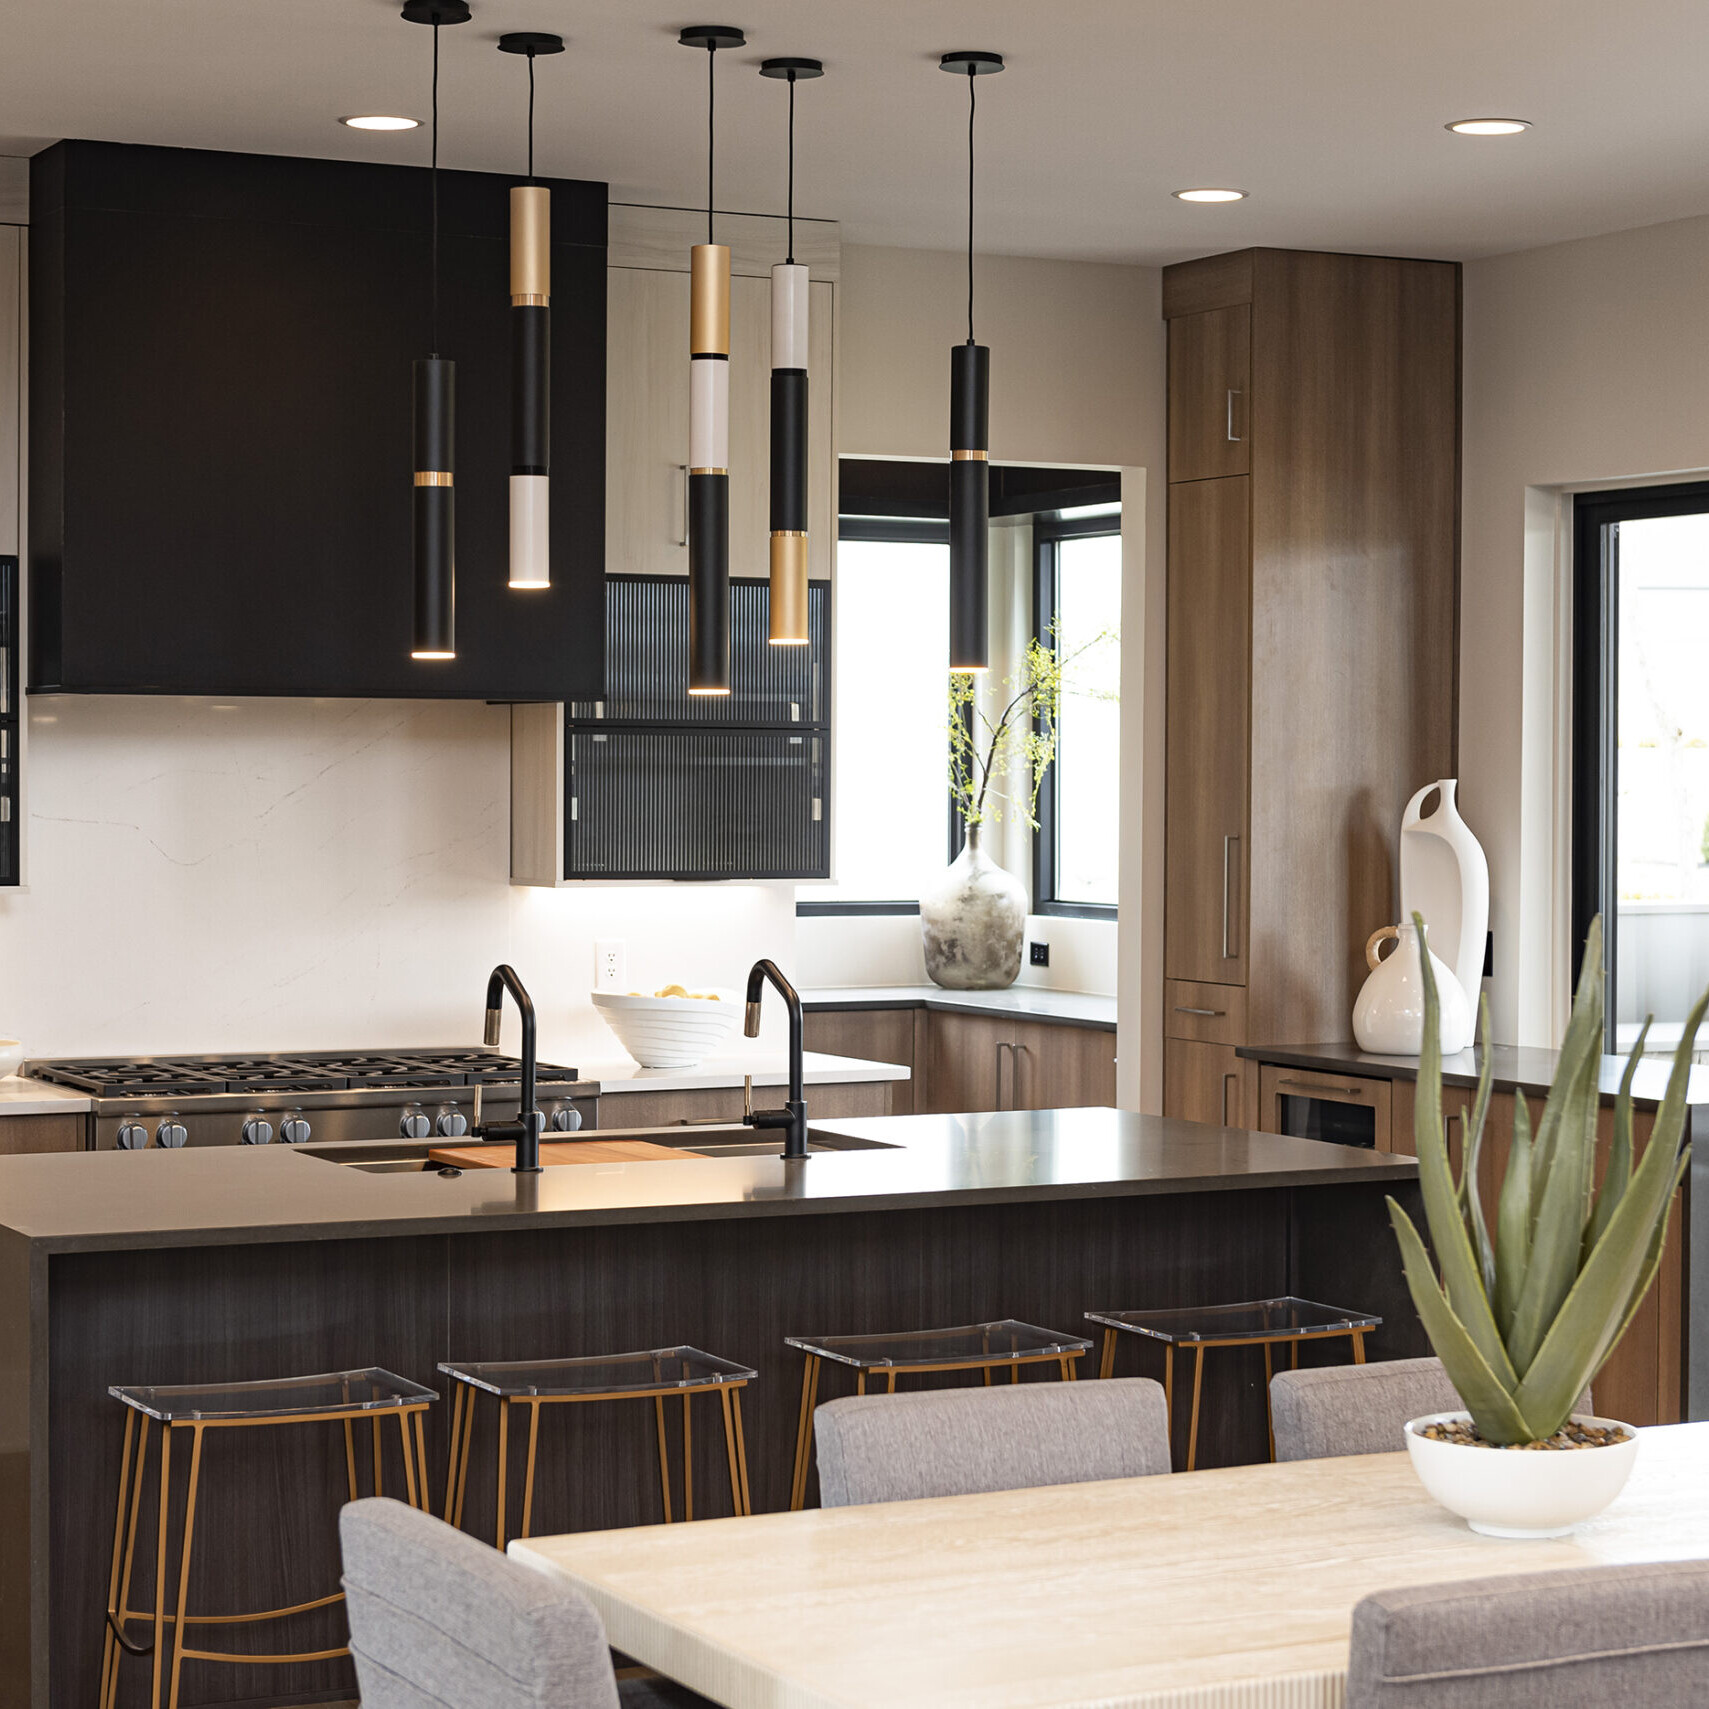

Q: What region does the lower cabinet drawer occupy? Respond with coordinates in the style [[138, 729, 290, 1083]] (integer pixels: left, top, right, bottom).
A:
[[1164, 1038, 1253, 1128], [1165, 980, 1247, 1045], [1256, 1064, 1393, 1152]]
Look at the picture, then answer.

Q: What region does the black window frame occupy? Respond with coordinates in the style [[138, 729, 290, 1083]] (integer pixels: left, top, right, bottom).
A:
[[1032, 510, 1121, 920], [795, 516, 952, 918], [1571, 479, 1709, 1044]]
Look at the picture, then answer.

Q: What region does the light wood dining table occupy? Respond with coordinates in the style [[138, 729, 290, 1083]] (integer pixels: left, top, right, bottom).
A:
[[511, 1422, 1709, 1709]]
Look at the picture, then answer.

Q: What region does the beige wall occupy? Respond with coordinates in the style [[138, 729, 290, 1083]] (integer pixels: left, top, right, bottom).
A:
[[1461, 214, 1709, 1043], [834, 245, 1167, 1106]]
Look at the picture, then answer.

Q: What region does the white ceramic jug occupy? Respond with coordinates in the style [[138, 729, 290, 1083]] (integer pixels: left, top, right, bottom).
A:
[[1399, 780, 1489, 1019], [1353, 921, 1473, 1056]]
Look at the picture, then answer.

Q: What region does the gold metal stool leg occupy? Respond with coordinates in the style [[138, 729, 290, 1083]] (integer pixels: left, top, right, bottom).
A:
[[1099, 1328, 1117, 1379], [520, 1400, 541, 1539], [443, 1383, 467, 1519], [166, 1425, 206, 1709], [397, 1407, 419, 1510], [371, 1414, 383, 1498], [454, 1390, 476, 1528], [719, 1385, 744, 1516], [103, 1411, 152, 1709], [681, 1390, 694, 1523], [1263, 1342, 1276, 1461], [732, 1386, 752, 1516], [654, 1393, 674, 1523], [1351, 1329, 1366, 1364], [496, 1397, 510, 1550], [790, 1355, 821, 1511], [1186, 1346, 1206, 1472], [151, 1424, 173, 1709]]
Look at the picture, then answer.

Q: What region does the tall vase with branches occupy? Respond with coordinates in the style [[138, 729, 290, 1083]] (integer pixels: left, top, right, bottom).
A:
[[923, 631, 1111, 990]]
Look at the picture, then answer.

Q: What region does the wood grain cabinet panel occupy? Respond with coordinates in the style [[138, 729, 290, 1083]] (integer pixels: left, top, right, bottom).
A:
[[1168, 305, 1251, 482], [1165, 475, 1250, 988], [802, 1010, 923, 1115], [1164, 1039, 1252, 1129], [1165, 980, 1248, 1045], [600, 1079, 893, 1131], [924, 1012, 1115, 1115], [0, 1113, 84, 1154]]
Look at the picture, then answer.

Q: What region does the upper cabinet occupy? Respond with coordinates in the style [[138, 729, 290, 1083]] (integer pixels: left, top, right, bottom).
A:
[[1167, 304, 1251, 483], [28, 141, 608, 699]]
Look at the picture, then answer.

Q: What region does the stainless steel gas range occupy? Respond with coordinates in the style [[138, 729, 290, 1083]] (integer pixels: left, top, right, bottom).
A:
[[26, 1049, 600, 1151]]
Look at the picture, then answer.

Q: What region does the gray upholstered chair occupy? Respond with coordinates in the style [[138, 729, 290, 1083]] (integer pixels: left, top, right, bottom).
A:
[[1270, 1356, 1592, 1461], [813, 1375, 1171, 1507], [339, 1497, 710, 1707], [1347, 1560, 1709, 1706]]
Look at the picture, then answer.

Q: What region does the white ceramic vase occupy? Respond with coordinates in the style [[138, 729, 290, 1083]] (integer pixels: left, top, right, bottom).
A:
[[1352, 920, 1472, 1055], [921, 826, 1027, 991], [1404, 1411, 1639, 1537], [1399, 779, 1489, 1019]]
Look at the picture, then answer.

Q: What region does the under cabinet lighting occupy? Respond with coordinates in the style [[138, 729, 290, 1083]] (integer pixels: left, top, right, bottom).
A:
[[1173, 187, 1245, 203], [1446, 118, 1530, 135], [341, 115, 420, 130]]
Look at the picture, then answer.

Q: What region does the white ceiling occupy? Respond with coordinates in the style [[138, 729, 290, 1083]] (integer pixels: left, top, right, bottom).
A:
[[2, 0, 1708, 266]]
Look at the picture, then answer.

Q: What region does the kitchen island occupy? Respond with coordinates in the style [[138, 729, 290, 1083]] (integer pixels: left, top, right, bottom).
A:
[[0, 1108, 1421, 1708]]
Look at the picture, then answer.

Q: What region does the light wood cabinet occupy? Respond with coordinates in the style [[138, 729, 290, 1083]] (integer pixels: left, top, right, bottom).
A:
[[1165, 476, 1250, 987], [1164, 1039, 1252, 1128], [0, 1113, 84, 1154], [802, 1009, 924, 1115], [1160, 248, 1459, 1119], [1167, 304, 1250, 483]]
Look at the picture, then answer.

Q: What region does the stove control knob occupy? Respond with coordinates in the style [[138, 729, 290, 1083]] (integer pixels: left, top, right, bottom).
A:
[[399, 1107, 433, 1140], [116, 1121, 149, 1150], [434, 1108, 469, 1138], [240, 1115, 275, 1146], [548, 1105, 582, 1133], [279, 1114, 312, 1144], [155, 1119, 188, 1149]]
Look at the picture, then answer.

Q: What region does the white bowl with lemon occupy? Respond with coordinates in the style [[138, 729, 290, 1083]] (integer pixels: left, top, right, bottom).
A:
[[591, 986, 741, 1069]]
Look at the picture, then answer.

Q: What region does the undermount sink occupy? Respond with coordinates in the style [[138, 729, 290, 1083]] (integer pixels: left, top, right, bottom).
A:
[[298, 1126, 895, 1174]]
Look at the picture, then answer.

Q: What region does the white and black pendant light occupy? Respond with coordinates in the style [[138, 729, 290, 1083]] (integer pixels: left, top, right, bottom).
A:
[[403, 0, 471, 661], [679, 25, 744, 696], [940, 49, 1003, 674], [497, 31, 562, 590], [758, 56, 822, 647]]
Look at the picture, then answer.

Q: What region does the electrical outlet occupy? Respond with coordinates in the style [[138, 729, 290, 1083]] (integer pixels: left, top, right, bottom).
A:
[[594, 939, 626, 992], [1029, 941, 1050, 967]]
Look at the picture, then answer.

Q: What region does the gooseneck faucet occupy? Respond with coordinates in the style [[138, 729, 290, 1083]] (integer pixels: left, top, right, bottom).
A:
[[472, 964, 541, 1173], [742, 958, 808, 1160]]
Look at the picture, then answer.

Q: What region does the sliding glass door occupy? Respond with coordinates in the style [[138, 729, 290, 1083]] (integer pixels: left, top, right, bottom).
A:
[[1573, 481, 1709, 1056]]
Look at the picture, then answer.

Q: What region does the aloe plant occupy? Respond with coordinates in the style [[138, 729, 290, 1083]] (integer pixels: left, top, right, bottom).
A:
[[1387, 912, 1705, 1444]]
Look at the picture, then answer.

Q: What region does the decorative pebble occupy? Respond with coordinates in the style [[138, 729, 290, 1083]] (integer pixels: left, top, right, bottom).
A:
[[1420, 1418, 1631, 1451]]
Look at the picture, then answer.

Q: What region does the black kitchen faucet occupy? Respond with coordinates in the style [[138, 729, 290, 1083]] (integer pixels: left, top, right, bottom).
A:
[[742, 959, 808, 1160], [472, 964, 541, 1173]]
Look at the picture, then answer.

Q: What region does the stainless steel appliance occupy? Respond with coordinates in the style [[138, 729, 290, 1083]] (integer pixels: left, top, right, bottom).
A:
[[26, 1049, 598, 1151]]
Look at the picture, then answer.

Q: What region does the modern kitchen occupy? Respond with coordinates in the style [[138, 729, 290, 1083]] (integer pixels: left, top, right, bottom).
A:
[[5, 4, 1709, 1707]]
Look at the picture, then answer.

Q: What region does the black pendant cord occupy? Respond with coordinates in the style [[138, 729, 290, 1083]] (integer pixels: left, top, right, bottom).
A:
[[430, 19, 441, 356], [786, 70, 796, 265], [706, 42, 717, 244], [965, 65, 976, 346], [526, 50, 536, 180]]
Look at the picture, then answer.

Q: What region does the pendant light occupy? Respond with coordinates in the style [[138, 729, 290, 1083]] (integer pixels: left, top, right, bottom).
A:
[[679, 25, 744, 696], [497, 31, 562, 590], [403, 0, 471, 661], [940, 50, 1004, 674], [758, 57, 822, 647]]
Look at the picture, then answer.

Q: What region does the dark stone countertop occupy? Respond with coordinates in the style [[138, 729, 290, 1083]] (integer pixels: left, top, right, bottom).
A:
[[1237, 1041, 1709, 1107], [799, 985, 1118, 1032], [0, 1107, 1415, 1255]]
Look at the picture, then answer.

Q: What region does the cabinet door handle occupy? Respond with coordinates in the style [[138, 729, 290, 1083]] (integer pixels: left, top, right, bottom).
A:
[[995, 1040, 1010, 1111], [1221, 835, 1239, 960], [1222, 1073, 1239, 1126], [1276, 1079, 1365, 1097], [1226, 388, 1243, 442], [1174, 1005, 1225, 1018]]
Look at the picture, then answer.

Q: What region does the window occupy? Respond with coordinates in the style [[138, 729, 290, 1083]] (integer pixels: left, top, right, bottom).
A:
[[1034, 510, 1121, 917], [796, 521, 950, 914], [1572, 482, 1709, 1056]]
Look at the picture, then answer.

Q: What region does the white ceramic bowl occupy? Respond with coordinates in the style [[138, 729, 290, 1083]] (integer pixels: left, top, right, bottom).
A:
[[591, 990, 742, 1069], [1404, 1410, 1639, 1538], [0, 1040, 22, 1078]]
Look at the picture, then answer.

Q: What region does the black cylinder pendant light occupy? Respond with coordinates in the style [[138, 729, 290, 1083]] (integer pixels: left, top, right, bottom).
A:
[[679, 25, 743, 697], [759, 57, 822, 647], [403, 0, 471, 661], [497, 31, 562, 591], [940, 49, 1004, 674]]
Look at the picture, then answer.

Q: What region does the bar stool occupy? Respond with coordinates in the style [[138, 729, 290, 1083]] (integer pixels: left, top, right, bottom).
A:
[[785, 1319, 1091, 1510], [1086, 1296, 1381, 1470], [439, 1345, 756, 1548], [101, 1366, 437, 1709]]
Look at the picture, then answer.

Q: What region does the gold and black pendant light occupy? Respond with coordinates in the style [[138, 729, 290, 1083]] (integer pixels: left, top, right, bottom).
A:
[[679, 25, 744, 696], [497, 30, 562, 590], [940, 49, 1004, 674], [758, 56, 822, 647], [403, 0, 471, 661]]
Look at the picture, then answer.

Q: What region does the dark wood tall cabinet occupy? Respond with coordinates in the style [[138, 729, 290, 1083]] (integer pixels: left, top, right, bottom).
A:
[[1161, 248, 1460, 1124]]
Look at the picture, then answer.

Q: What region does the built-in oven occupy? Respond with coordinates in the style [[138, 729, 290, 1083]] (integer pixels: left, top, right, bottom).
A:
[[1258, 1064, 1392, 1151]]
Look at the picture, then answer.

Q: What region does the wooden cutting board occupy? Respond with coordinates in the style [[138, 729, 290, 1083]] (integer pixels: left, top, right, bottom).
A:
[[426, 1138, 705, 1169]]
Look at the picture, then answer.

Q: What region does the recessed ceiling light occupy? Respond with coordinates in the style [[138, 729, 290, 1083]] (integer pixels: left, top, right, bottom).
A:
[[341, 114, 420, 131], [1446, 118, 1530, 136], [1173, 187, 1246, 203]]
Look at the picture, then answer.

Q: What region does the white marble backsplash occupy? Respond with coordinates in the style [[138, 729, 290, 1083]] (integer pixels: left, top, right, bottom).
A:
[[0, 697, 796, 1063]]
